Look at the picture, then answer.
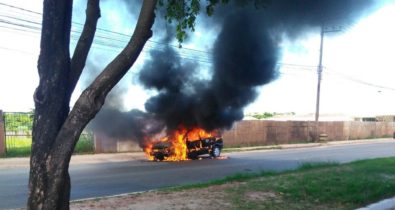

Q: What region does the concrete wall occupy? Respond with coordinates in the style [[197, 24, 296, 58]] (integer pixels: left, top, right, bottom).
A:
[[222, 120, 395, 147], [92, 120, 395, 153], [94, 133, 141, 153], [222, 120, 311, 147], [344, 121, 395, 140], [0, 110, 5, 155]]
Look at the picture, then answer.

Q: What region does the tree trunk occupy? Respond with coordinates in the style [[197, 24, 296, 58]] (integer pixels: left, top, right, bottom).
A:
[[27, 0, 157, 209], [28, 0, 73, 209]]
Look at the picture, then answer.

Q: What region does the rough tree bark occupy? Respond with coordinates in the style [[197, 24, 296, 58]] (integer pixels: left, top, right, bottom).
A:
[[28, 0, 157, 209]]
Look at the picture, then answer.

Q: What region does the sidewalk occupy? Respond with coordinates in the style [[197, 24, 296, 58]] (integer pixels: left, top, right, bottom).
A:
[[357, 196, 395, 210], [0, 152, 146, 169], [223, 138, 393, 151], [1, 138, 392, 169]]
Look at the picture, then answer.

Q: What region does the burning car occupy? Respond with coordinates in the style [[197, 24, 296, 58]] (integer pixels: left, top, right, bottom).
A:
[[146, 128, 223, 161]]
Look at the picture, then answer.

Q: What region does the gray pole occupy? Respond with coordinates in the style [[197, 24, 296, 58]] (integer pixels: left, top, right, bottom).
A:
[[0, 110, 5, 155], [315, 25, 324, 141]]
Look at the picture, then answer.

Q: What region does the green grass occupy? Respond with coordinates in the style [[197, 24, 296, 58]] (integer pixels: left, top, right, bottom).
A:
[[165, 158, 395, 209], [166, 171, 277, 191], [297, 161, 340, 170], [5, 137, 32, 157], [251, 158, 395, 209], [3, 134, 94, 157]]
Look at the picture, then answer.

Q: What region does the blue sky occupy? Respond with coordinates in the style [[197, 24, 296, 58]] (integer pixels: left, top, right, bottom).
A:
[[0, 0, 394, 117]]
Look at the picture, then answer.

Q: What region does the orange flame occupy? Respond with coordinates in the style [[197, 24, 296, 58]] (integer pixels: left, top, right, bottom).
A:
[[144, 126, 216, 161]]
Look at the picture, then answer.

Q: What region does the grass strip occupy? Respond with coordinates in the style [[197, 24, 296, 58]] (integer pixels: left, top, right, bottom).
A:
[[3, 135, 95, 158], [164, 157, 395, 210]]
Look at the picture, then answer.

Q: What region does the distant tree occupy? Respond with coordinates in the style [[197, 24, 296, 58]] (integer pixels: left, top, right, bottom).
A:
[[252, 112, 274, 119], [29, 0, 267, 209]]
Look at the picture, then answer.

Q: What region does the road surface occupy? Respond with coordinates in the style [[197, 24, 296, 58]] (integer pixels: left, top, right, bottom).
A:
[[1, 139, 394, 209]]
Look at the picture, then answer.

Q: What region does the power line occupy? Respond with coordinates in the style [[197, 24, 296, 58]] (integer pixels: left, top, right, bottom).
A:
[[0, 2, 213, 56], [0, 46, 34, 55], [0, 18, 214, 63], [323, 68, 395, 91], [1, 2, 394, 92], [0, 14, 41, 26], [2, 17, 392, 90], [0, 2, 41, 15], [0, 3, 331, 66]]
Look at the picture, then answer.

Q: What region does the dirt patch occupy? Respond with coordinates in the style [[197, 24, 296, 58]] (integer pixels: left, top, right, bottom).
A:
[[71, 183, 287, 210], [244, 191, 280, 202], [380, 173, 395, 180], [71, 184, 233, 210]]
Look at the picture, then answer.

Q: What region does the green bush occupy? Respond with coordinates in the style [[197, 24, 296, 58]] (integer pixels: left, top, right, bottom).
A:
[[75, 133, 95, 154]]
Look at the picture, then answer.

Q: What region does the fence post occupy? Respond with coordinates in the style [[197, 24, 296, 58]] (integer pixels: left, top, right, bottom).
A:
[[0, 110, 5, 156]]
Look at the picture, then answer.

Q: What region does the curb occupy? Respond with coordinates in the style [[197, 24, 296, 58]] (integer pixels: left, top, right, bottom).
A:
[[223, 138, 393, 153], [71, 189, 155, 204], [356, 196, 395, 210]]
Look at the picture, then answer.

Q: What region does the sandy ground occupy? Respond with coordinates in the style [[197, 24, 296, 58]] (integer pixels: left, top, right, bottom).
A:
[[70, 182, 283, 210], [70, 184, 236, 210]]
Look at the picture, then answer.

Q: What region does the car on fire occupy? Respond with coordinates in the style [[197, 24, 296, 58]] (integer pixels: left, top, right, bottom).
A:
[[150, 134, 223, 161]]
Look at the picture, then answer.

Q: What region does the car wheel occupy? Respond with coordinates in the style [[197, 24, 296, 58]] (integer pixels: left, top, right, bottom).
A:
[[188, 153, 198, 160], [211, 146, 221, 158], [154, 154, 165, 161]]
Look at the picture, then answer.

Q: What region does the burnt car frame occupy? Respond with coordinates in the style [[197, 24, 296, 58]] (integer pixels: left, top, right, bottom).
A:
[[150, 134, 223, 161]]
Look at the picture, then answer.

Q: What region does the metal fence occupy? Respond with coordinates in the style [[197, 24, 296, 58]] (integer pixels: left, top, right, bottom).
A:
[[3, 112, 94, 156], [3, 112, 33, 155]]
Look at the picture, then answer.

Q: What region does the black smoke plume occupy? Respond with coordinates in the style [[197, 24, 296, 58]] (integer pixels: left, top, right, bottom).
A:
[[88, 0, 379, 144], [139, 0, 377, 133], [141, 10, 278, 132], [88, 108, 164, 147]]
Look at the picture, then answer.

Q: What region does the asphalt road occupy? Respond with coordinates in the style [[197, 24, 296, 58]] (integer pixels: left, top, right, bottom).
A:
[[1, 139, 395, 209]]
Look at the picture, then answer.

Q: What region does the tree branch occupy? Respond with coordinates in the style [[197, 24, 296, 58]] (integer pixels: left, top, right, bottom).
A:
[[69, 0, 100, 93]]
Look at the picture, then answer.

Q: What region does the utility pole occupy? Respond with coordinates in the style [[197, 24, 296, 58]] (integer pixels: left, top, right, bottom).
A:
[[314, 24, 342, 141], [314, 26, 324, 141]]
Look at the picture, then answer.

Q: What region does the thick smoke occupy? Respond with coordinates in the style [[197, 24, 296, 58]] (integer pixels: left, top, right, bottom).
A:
[[139, 0, 377, 134], [140, 42, 201, 131], [266, 0, 377, 37], [141, 10, 278, 132], [88, 109, 164, 146], [88, 0, 379, 144]]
